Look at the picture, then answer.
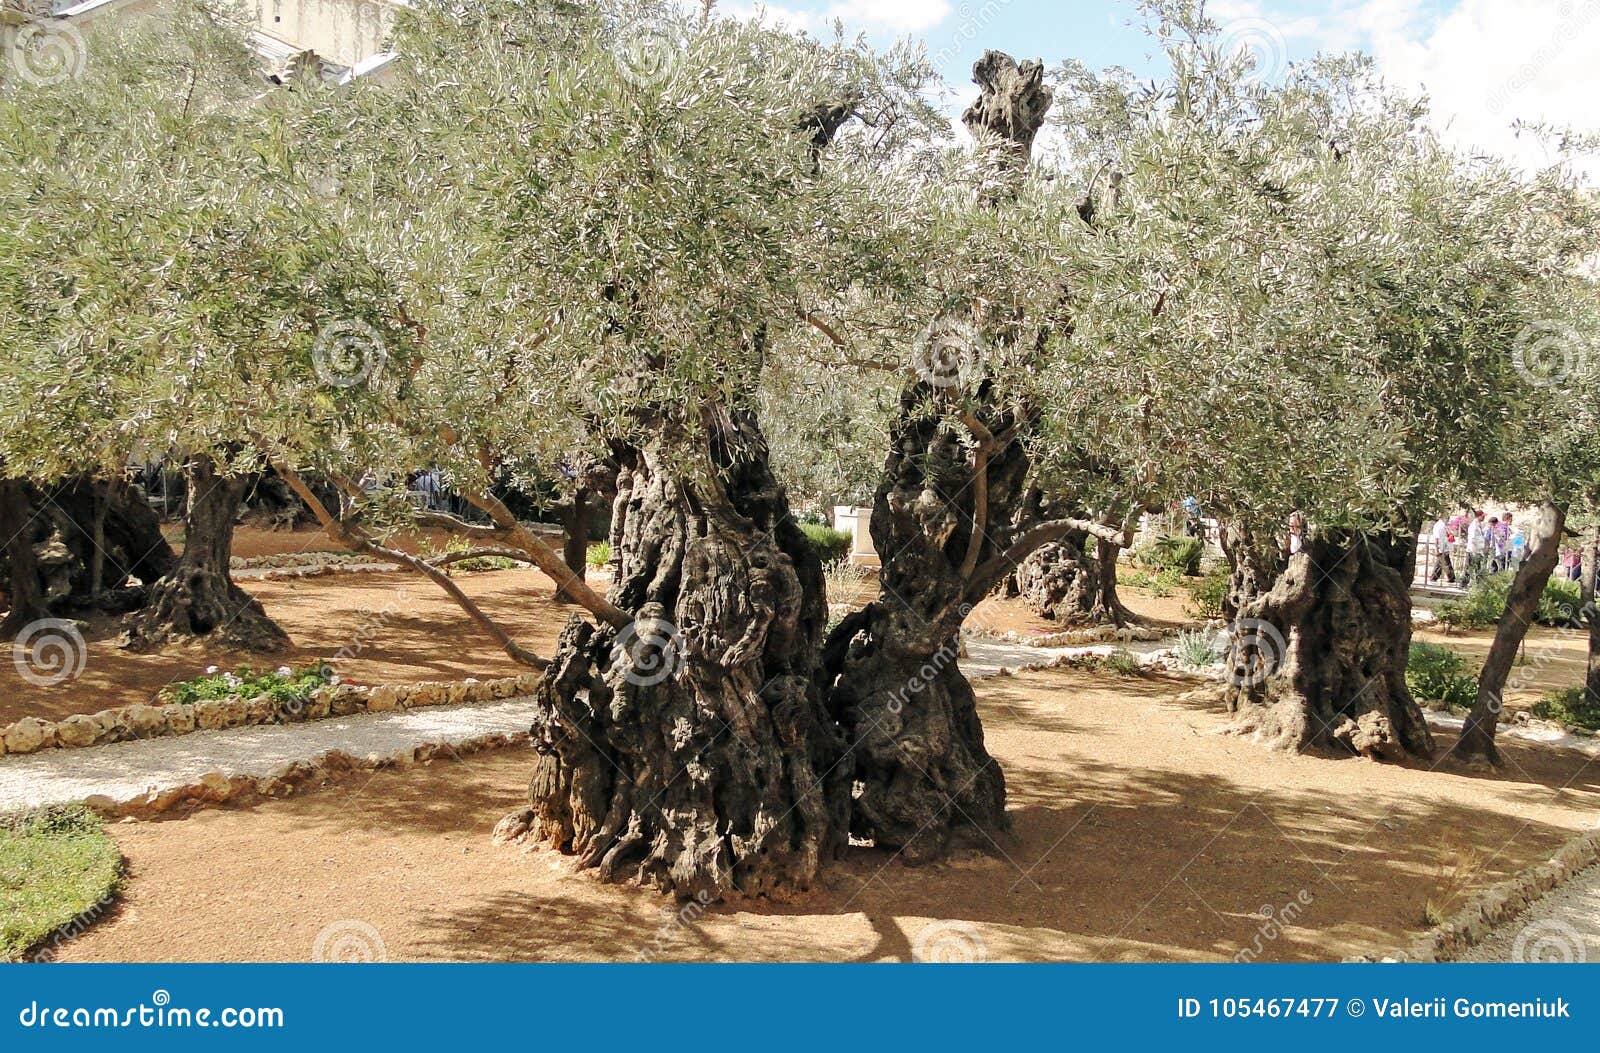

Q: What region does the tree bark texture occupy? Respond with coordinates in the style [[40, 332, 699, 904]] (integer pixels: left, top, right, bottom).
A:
[[1227, 529, 1434, 760], [122, 455, 289, 653]]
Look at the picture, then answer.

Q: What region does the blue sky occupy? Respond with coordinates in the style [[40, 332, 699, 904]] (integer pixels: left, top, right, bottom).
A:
[[721, 0, 1599, 170]]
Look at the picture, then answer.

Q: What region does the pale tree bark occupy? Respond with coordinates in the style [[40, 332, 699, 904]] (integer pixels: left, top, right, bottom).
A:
[[1585, 528, 1599, 709], [1227, 529, 1434, 760], [1455, 500, 1566, 767]]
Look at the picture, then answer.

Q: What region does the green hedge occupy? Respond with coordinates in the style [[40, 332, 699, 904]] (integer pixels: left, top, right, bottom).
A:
[[1134, 534, 1204, 576], [1436, 573, 1586, 630], [800, 524, 852, 565], [1405, 642, 1477, 710]]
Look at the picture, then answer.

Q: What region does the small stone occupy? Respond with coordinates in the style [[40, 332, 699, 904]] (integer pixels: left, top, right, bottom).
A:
[[125, 704, 170, 739], [163, 704, 196, 735], [199, 772, 232, 798], [366, 685, 402, 713], [82, 794, 118, 814]]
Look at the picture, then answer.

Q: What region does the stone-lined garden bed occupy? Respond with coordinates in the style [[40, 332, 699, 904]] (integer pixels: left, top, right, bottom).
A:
[[0, 672, 542, 758], [963, 623, 1194, 648]]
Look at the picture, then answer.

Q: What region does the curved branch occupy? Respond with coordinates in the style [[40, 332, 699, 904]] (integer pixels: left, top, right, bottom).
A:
[[427, 547, 539, 569], [268, 457, 549, 670], [966, 515, 1131, 603]]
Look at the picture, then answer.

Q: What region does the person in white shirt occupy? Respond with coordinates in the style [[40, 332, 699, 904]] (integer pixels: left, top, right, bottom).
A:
[[1463, 511, 1488, 587], [1429, 518, 1455, 583]]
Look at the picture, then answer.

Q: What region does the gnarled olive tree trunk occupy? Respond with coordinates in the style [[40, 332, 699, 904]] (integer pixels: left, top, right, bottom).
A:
[[1455, 500, 1566, 767], [1218, 519, 1284, 623], [1227, 529, 1433, 760], [509, 409, 850, 900], [822, 51, 1053, 863], [1014, 530, 1133, 626], [122, 455, 289, 653]]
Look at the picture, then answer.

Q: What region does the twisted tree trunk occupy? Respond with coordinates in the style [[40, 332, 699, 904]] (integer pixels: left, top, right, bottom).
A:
[[1455, 501, 1566, 767], [1015, 530, 1133, 625], [1219, 519, 1284, 623], [122, 455, 288, 653], [1227, 529, 1433, 760], [822, 51, 1053, 863], [507, 408, 850, 900]]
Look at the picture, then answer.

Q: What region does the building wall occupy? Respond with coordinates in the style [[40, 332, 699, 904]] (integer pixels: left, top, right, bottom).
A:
[[249, 0, 400, 67]]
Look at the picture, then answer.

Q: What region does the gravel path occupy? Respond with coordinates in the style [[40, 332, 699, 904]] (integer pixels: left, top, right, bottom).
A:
[[0, 636, 1176, 815], [0, 697, 539, 813], [1459, 863, 1600, 963]]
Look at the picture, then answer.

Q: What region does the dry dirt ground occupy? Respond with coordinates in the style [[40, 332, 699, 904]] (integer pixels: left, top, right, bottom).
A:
[[59, 667, 1600, 963], [1, 528, 1194, 725]]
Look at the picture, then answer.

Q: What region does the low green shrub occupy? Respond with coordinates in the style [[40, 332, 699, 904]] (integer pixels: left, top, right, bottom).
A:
[[1172, 629, 1221, 666], [160, 664, 334, 707], [1436, 572, 1587, 631], [1134, 534, 1203, 576], [1184, 568, 1228, 620], [1405, 642, 1477, 710], [1531, 686, 1600, 731], [800, 523, 852, 565], [1105, 649, 1145, 677], [586, 540, 612, 568], [0, 805, 122, 961]]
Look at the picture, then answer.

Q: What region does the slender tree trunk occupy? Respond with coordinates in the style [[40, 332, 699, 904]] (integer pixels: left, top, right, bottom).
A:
[[1456, 501, 1566, 767], [1228, 529, 1433, 760], [554, 487, 592, 604], [507, 408, 849, 899], [121, 455, 289, 653], [1584, 529, 1599, 707], [0, 477, 48, 636]]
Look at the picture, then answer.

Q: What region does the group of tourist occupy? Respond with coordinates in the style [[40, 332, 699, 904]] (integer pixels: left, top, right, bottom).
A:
[[1428, 509, 1589, 586]]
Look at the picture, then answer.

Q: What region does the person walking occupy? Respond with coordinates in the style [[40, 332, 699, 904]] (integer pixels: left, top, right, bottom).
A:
[[1463, 510, 1489, 588], [1429, 517, 1456, 584], [1489, 516, 1510, 573]]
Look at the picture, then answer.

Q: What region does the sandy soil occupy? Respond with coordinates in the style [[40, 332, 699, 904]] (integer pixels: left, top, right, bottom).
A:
[[1414, 624, 1590, 712], [0, 567, 580, 725], [60, 667, 1600, 963]]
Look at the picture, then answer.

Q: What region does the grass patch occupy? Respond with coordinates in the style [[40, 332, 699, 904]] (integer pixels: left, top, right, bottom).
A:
[[586, 540, 612, 569], [1, 805, 122, 961]]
